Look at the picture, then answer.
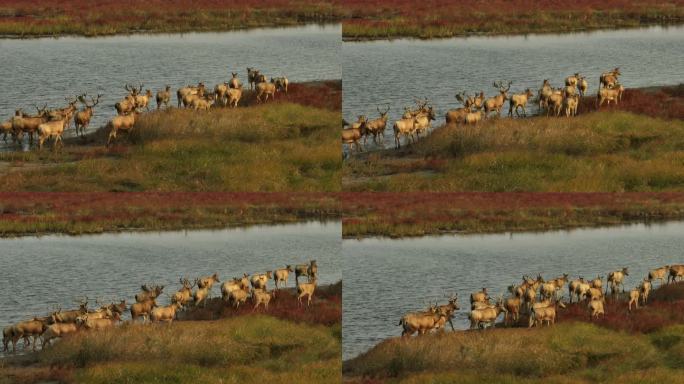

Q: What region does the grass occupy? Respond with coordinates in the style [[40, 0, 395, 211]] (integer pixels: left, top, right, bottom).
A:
[[0, 0, 342, 37], [0, 192, 340, 237], [0, 316, 340, 384], [343, 86, 684, 193], [342, 192, 684, 238], [181, 281, 343, 327], [0, 283, 341, 383], [343, 282, 684, 383], [341, 0, 684, 40], [0, 81, 341, 192]]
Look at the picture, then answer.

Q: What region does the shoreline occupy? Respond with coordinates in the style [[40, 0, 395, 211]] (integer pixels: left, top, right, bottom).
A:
[[0, 21, 341, 40], [342, 21, 684, 42]]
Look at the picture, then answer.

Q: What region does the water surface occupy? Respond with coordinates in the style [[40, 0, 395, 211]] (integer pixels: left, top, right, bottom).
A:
[[0, 24, 341, 150], [343, 26, 684, 150], [0, 220, 341, 355], [343, 221, 684, 359]]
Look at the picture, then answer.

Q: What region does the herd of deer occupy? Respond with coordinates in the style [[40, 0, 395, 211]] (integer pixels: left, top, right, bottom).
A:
[[397, 263, 684, 337], [342, 67, 625, 152], [1, 260, 318, 354], [0, 68, 289, 150]]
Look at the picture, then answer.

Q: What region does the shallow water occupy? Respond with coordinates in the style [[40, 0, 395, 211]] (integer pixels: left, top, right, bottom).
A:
[[0, 221, 341, 355], [342, 26, 684, 151], [0, 24, 341, 150], [342, 221, 684, 360]]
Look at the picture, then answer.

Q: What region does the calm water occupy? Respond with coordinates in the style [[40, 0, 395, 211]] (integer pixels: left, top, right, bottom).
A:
[[0, 221, 341, 354], [342, 221, 684, 360], [0, 24, 341, 150], [343, 26, 684, 151]]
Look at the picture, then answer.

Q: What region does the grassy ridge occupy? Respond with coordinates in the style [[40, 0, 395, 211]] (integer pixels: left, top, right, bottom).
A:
[[344, 323, 684, 383], [341, 0, 684, 40], [0, 94, 341, 192], [0, 192, 340, 237], [343, 87, 684, 192], [1, 316, 340, 384], [0, 284, 341, 383], [344, 283, 684, 383], [0, 0, 342, 37], [342, 192, 684, 238]]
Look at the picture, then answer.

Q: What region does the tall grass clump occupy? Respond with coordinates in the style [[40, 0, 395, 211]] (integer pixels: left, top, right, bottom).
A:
[[0, 102, 341, 192], [341, 0, 684, 40], [344, 110, 684, 192], [344, 323, 660, 380], [22, 316, 341, 384]]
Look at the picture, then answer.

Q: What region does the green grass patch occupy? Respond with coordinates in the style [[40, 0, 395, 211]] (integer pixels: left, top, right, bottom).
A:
[[343, 322, 684, 383], [344, 112, 684, 192], [1, 103, 340, 192], [1, 316, 341, 384]]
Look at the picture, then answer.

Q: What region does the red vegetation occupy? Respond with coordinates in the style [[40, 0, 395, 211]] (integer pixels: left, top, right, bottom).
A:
[[241, 80, 341, 111], [342, 192, 684, 237], [182, 281, 342, 326], [581, 85, 684, 120], [501, 282, 684, 334], [0, 192, 341, 236], [559, 282, 684, 333], [341, 0, 684, 38], [0, 0, 341, 35]]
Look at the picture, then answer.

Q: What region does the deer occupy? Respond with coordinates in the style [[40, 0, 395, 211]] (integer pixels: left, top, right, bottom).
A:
[[564, 94, 579, 117], [607, 267, 629, 295], [229, 72, 241, 89], [247, 67, 259, 90], [639, 279, 652, 306], [135, 89, 153, 111], [273, 265, 294, 290], [578, 76, 588, 97], [538, 79, 553, 110], [297, 277, 317, 307], [528, 298, 565, 328], [74, 93, 101, 137], [226, 87, 242, 108], [135, 284, 164, 303], [228, 288, 249, 309], [130, 298, 157, 323], [250, 271, 272, 290], [412, 103, 436, 139], [342, 115, 367, 153], [12, 105, 50, 145], [392, 111, 418, 149], [177, 82, 206, 108], [547, 89, 564, 117], [172, 278, 195, 307], [222, 277, 249, 302], [484, 81, 512, 118], [48, 97, 78, 129], [398, 305, 449, 336], [364, 105, 390, 144], [565, 73, 580, 87], [508, 88, 535, 117], [469, 297, 507, 329], [37, 116, 69, 150], [256, 80, 277, 103], [252, 288, 272, 312], [668, 265, 684, 284], [150, 302, 182, 324], [648, 265, 669, 286], [600, 67, 621, 89], [272, 77, 289, 93], [446, 91, 473, 124], [106, 111, 139, 147], [156, 85, 172, 110]]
